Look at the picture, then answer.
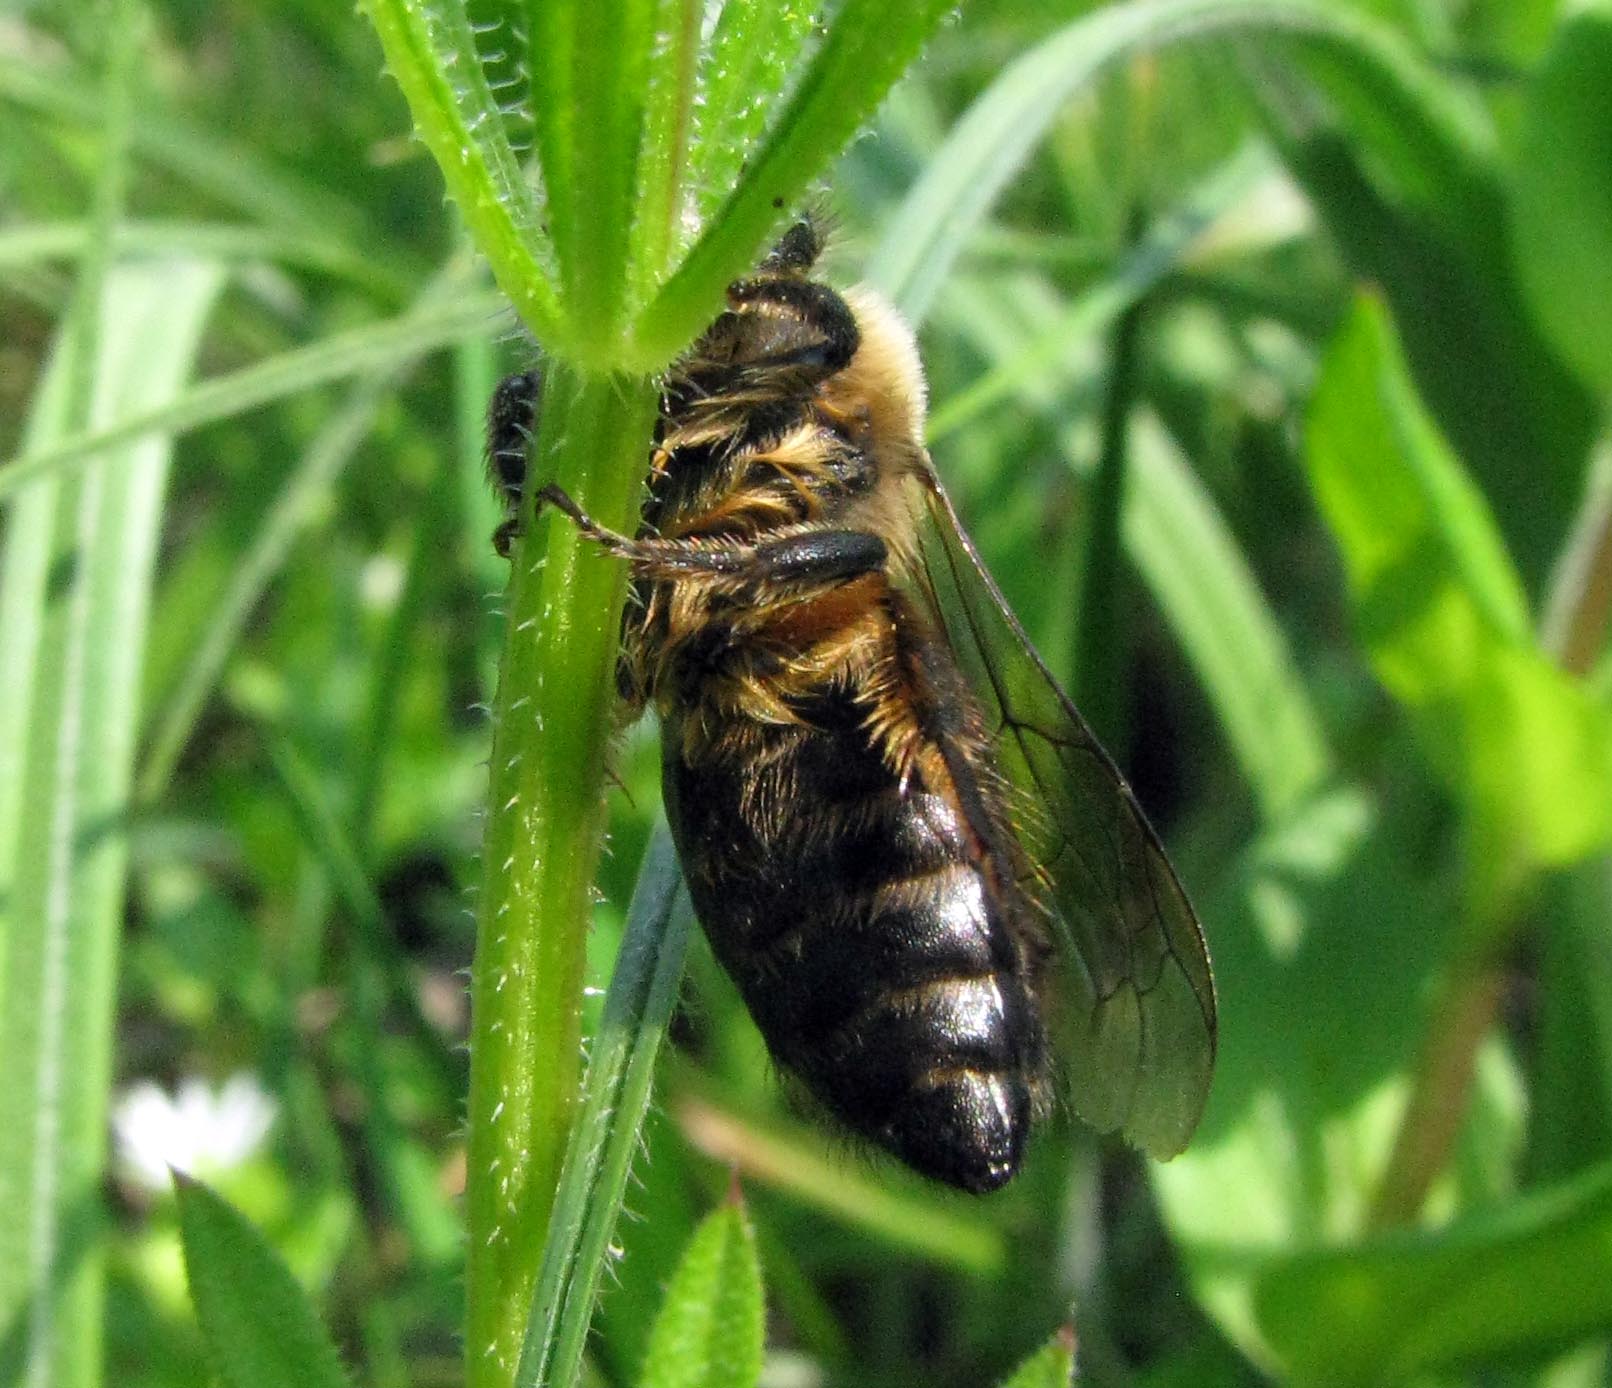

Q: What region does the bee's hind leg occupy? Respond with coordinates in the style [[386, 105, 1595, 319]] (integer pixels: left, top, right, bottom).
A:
[[536, 482, 887, 592]]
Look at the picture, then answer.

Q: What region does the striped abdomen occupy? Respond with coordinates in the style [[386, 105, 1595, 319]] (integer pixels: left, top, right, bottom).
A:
[[661, 691, 1045, 1193]]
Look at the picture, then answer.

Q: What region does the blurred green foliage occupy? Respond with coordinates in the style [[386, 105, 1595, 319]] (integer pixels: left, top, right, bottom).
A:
[[2, 1, 1611, 1386]]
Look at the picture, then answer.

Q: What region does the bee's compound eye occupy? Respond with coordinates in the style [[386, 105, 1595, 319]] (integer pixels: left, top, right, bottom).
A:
[[884, 1070, 1029, 1194]]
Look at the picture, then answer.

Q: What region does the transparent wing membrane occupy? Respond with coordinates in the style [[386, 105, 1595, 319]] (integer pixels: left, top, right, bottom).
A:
[[903, 461, 1216, 1157]]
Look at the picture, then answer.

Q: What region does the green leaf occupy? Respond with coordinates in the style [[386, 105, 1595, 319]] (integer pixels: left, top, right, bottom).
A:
[[1305, 295, 1612, 869], [0, 285, 505, 504], [359, 0, 563, 348], [1126, 413, 1332, 821], [1153, 786, 1526, 1366], [1261, 44, 1598, 586], [1252, 1159, 1612, 1385], [526, 0, 658, 345], [514, 824, 691, 1388], [174, 1174, 351, 1388], [1510, 3, 1612, 395], [633, 0, 955, 363], [996, 1326, 1076, 1388], [0, 25, 225, 1376], [638, 1198, 764, 1388]]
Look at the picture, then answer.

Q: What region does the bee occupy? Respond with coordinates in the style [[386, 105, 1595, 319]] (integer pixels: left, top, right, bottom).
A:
[[488, 219, 1215, 1193]]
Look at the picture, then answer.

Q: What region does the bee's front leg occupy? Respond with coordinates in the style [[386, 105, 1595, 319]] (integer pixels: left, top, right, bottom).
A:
[[486, 369, 541, 557]]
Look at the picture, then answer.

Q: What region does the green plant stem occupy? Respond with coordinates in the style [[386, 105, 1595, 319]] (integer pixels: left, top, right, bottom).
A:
[[1369, 953, 1507, 1228], [465, 363, 658, 1388], [1370, 843, 1526, 1228]]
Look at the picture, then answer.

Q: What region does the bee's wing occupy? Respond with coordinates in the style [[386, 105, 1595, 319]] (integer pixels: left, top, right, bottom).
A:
[[900, 459, 1216, 1158]]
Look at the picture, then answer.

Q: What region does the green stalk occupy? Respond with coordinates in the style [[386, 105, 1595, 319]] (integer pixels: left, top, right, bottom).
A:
[[465, 364, 659, 1388]]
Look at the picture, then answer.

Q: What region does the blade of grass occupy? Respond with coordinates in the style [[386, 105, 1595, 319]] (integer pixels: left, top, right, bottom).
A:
[[927, 143, 1271, 442], [1125, 413, 1332, 820], [0, 286, 507, 504], [514, 823, 690, 1388], [866, 0, 1482, 325], [0, 220, 411, 299], [0, 56, 396, 267], [928, 174, 1331, 820], [135, 374, 392, 800], [673, 1095, 1005, 1276], [0, 260, 223, 1388], [0, 9, 222, 1384]]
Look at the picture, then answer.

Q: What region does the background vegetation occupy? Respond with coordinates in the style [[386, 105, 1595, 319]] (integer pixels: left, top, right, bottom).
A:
[[2, 0, 1611, 1385]]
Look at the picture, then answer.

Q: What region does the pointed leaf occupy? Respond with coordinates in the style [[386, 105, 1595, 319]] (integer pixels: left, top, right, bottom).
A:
[[997, 1326, 1076, 1388], [638, 1199, 764, 1388], [175, 1175, 351, 1388], [1306, 295, 1612, 868], [1253, 1159, 1612, 1384]]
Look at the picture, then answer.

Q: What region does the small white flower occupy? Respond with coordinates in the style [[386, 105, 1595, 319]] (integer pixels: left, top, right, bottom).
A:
[[112, 1073, 278, 1191]]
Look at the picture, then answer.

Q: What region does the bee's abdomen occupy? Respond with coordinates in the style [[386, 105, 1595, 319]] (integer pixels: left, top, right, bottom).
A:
[[663, 715, 1043, 1194]]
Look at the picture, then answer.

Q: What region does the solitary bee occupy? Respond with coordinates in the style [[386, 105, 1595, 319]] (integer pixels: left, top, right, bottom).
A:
[[488, 220, 1215, 1193]]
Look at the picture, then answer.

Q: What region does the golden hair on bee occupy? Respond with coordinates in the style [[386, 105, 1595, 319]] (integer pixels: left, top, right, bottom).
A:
[[488, 215, 1217, 1192]]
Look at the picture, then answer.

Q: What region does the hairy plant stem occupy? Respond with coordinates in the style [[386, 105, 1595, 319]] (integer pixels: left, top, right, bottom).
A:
[[465, 364, 658, 1388]]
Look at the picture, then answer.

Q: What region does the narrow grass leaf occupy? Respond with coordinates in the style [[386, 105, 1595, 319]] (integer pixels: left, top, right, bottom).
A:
[[0, 286, 506, 504], [0, 22, 223, 1385], [928, 145, 1271, 443], [0, 57, 387, 256], [638, 1198, 764, 1388], [926, 161, 1330, 821], [0, 220, 409, 299], [174, 1174, 351, 1388], [866, 0, 1455, 324], [1125, 413, 1332, 820], [1253, 1158, 1612, 1385], [136, 375, 390, 800], [515, 824, 689, 1388], [997, 1326, 1076, 1388], [361, 0, 563, 347], [0, 255, 225, 1387], [634, 0, 955, 364], [1306, 295, 1612, 868], [673, 1096, 1003, 1275], [1509, 4, 1612, 395]]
